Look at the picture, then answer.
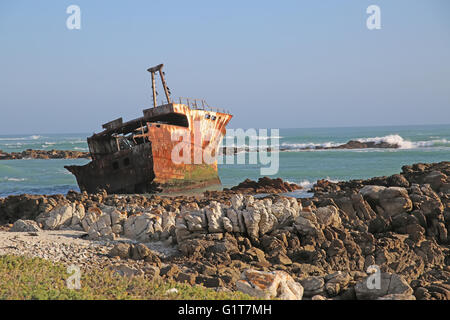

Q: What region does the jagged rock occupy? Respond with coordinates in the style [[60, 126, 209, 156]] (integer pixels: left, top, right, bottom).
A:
[[360, 185, 386, 201], [184, 210, 207, 232], [131, 243, 152, 260], [324, 271, 351, 296], [230, 194, 244, 210], [354, 273, 413, 300], [109, 243, 132, 259], [226, 208, 245, 233], [293, 211, 322, 238], [351, 194, 377, 220], [9, 219, 41, 232], [315, 206, 341, 228], [231, 177, 302, 194], [176, 272, 196, 285], [112, 264, 144, 277], [160, 264, 181, 278], [36, 204, 74, 230], [144, 265, 160, 280], [196, 275, 223, 288], [271, 197, 300, 227], [124, 213, 154, 241], [378, 187, 413, 217], [204, 202, 224, 233], [81, 207, 102, 232], [423, 171, 447, 191], [236, 269, 304, 300], [300, 276, 325, 297], [70, 203, 85, 227], [242, 208, 261, 241], [387, 174, 410, 188]]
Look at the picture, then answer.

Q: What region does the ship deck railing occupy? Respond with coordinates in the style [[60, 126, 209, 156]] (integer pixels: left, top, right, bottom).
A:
[[158, 97, 231, 114]]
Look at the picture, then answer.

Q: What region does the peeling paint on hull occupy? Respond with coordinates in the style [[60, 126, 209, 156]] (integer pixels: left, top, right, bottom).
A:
[[65, 103, 232, 194]]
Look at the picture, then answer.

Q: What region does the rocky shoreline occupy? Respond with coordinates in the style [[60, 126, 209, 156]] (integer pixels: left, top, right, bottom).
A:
[[0, 139, 401, 160], [220, 139, 401, 154], [0, 161, 449, 300], [0, 149, 90, 160]]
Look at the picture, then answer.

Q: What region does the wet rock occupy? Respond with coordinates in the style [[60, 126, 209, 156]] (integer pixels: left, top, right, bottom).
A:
[[231, 177, 302, 194]]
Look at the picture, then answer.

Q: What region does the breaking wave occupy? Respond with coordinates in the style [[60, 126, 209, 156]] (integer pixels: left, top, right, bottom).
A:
[[280, 141, 341, 150], [356, 134, 449, 149], [280, 135, 449, 151]]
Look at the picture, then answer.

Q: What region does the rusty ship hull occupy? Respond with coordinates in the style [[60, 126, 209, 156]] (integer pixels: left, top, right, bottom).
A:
[[65, 103, 232, 194]]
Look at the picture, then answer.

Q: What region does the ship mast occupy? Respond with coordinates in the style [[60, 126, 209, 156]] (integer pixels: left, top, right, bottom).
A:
[[147, 64, 172, 107]]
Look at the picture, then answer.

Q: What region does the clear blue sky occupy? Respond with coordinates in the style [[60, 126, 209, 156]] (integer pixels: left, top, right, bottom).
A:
[[0, 0, 449, 134]]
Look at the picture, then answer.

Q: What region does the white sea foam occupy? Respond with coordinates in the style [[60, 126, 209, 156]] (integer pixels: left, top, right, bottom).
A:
[[1, 177, 27, 182], [356, 134, 413, 149], [279, 135, 449, 151], [280, 141, 341, 150], [356, 134, 449, 149], [0, 135, 42, 141], [285, 178, 340, 189], [298, 179, 314, 189]]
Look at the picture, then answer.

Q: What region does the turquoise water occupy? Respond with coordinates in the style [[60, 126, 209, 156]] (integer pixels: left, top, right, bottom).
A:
[[0, 125, 449, 197]]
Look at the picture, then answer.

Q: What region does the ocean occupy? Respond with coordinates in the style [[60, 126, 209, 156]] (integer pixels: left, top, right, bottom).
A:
[[0, 124, 449, 198]]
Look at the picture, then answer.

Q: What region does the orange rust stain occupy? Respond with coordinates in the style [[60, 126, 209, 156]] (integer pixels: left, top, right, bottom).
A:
[[146, 104, 232, 184]]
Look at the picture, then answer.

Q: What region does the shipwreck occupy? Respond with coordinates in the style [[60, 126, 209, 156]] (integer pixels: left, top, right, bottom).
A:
[[65, 64, 232, 194]]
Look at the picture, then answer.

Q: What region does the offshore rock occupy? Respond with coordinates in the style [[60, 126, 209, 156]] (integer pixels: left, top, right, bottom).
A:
[[230, 177, 302, 194]]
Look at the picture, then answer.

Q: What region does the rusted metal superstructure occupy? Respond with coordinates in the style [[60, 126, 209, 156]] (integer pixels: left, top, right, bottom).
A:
[[65, 64, 232, 194]]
